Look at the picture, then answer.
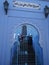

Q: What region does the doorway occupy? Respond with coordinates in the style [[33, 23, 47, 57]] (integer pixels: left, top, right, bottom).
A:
[[10, 23, 43, 65]]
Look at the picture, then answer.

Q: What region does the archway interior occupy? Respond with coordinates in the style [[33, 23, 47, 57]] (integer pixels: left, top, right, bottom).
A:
[[11, 24, 43, 65], [15, 24, 39, 43]]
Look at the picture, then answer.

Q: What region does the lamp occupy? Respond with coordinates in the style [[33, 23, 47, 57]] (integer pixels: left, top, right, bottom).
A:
[[3, 0, 9, 15], [44, 5, 49, 18]]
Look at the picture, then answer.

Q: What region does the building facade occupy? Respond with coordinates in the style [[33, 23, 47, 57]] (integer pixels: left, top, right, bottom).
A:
[[0, 0, 49, 65]]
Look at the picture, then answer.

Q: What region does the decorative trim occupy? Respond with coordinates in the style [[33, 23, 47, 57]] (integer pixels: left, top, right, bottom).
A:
[[13, 1, 41, 10]]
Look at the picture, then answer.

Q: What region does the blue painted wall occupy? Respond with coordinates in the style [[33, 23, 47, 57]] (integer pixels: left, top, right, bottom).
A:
[[0, 0, 49, 65]]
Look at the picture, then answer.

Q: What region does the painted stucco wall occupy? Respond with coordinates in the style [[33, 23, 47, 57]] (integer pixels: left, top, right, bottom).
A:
[[0, 0, 49, 65]]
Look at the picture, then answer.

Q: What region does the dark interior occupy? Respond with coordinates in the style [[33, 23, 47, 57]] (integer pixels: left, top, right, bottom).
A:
[[18, 36, 35, 65]]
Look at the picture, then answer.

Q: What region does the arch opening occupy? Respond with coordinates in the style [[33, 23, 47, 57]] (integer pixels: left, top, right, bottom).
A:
[[10, 23, 43, 65]]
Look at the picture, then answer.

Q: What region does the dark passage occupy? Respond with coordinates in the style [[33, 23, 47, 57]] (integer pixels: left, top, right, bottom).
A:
[[10, 25, 43, 65], [18, 25, 35, 65], [11, 25, 35, 65], [18, 35, 35, 65]]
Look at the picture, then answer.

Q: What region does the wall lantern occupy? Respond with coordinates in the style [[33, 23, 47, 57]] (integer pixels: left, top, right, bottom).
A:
[[3, 0, 9, 15], [44, 5, 49, 18]]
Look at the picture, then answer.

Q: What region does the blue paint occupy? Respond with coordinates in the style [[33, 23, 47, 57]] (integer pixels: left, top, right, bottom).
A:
[[10, 24, 43, 65], [0, 0, 49, 65]]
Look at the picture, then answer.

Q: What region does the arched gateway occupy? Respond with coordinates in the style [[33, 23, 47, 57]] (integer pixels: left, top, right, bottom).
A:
[[10, 23, 43, 65]]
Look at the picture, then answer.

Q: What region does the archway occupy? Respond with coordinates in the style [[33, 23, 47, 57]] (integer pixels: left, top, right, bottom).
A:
[[10, 23, 43, 65]]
